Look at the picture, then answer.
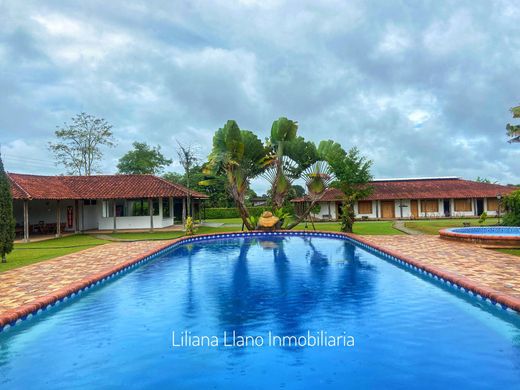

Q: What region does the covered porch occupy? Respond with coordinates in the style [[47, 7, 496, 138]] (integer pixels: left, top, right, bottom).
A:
[[8, 172, 209, 243], [13, 197, 204, 242]]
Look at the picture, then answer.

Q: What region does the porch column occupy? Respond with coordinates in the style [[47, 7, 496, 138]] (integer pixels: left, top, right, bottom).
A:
[[112, 200, 117, 232], [74, 199, 80, 233], [56, 200, 61, 238], [81, 200, 85, 231], [23, 199, 30, 242], [182, 198, 186, 225], [149, 198, 154, 232]]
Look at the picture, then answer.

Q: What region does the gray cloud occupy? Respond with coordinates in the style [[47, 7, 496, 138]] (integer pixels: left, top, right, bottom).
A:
[[0, 0, 519, 195]]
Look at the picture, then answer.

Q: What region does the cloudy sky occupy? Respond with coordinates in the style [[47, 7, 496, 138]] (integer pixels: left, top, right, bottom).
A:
[[1, 0, 519, 194]]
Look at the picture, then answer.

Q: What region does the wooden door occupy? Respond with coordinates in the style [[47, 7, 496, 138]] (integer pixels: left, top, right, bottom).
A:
[[410, 200, 418, 218], [381, 201, 395, 219]]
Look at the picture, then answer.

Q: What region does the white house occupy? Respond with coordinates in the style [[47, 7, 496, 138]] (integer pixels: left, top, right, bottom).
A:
[[8, 173, 208, 241], [292, 177, 517, 220]]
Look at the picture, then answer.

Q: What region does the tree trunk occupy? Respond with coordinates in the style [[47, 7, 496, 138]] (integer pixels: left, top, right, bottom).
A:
[[229, 184, 253, 230], [340, 199, 356, 233], [285, 196, 323, 230], [1, 254, 6, 263]]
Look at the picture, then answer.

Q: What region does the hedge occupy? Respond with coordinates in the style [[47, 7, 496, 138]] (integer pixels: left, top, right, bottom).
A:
[[204, 207, 266, 219]]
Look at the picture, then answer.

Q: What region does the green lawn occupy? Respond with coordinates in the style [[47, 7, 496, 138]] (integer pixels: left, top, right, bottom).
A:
[[290, 221, 402, 235], [404, 218, 499, 235], [1, 235, 108, 272], [108, 226, 240, 240], [206, 218, 243, 224], [495, 248, 520, 257]]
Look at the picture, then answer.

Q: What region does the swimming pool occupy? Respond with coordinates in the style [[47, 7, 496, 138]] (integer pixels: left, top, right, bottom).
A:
[[1, 234, 519, 388], [440, 226, 520, 247]]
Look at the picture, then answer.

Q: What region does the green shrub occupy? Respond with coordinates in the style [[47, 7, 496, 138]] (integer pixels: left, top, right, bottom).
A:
[[502, 190, 520, 226], [204, 207, 266, 219], [185, 216, 196, 236], [478, 211, 487, 224]]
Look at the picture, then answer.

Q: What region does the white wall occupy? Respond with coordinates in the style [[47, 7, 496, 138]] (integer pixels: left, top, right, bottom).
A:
[[394, 199, 411, 218], [98, 215, 169, 230], [97, 197, 175, 230], [311, 201, 338, 220], [81, 202, 98, 230]]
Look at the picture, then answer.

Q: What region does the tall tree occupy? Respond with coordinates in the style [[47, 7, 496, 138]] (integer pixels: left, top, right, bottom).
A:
[[176, 142, 199, 219], [0, 154, 15, 263], [164, 167, 232, 208], [48, 112, 115, 175], [506, 105, 520, 143], [201, 120, 267, 230], [321, 141, 373, 233], [117, 142, 172, 174]]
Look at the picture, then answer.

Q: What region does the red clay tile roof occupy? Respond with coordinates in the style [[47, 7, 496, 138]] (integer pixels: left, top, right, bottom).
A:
[[292, 178, 518, 202], [7, 173, 209, 200]]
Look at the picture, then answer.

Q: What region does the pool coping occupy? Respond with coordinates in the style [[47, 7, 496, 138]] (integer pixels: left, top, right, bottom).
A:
[[1, 230, 519, 332]]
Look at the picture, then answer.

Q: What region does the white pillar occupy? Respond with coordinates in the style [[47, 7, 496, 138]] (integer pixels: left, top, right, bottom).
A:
[[23, 199, 29, 242], [112, 200, 117, 232], [149, 198, 154, 232], [56, 200, 61, 237]]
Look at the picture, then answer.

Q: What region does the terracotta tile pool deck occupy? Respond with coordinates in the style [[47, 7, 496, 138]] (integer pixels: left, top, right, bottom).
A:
[[0, 233, 519, 329], [355, 235, 520, 309]]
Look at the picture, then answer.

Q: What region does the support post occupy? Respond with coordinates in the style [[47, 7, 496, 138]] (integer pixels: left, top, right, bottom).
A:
[[113, 200, 117, 232], [23, 199, 29, 242], [81, 200, 85, 232], [149, 198, 154, 232], [75, 199, 80, 233], [182, 198, 186, 225], [56, 200, 61, 238]]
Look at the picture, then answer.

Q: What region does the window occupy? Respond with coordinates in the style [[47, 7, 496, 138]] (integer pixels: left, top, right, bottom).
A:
[[102, 199, 160, 217], [102, 200, 113, 217], [127, 199, 160, 216], [454, 198, 472, 212], [486, 197, 498, 212], [83, 199, 97, 206], [421, 200, 439, 213], [357, 201, 372, 214], [163, 198, 171, 218]]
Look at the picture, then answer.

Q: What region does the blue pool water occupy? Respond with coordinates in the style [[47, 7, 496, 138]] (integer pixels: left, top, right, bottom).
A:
[[0, 235, 519, 389], [447, 226, 520, 236]]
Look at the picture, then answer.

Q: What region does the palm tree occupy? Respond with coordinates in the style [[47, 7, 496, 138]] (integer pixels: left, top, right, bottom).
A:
[[285, 160, 334, 229], [201, 120, 266, 230], [507, 105, 520, 143], [262, 117, 318, 211]]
